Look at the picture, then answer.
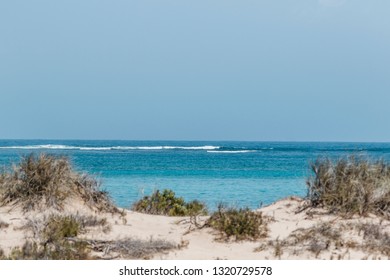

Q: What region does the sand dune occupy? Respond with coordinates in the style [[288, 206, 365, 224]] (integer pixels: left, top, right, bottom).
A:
[[1, 196, 389, 260]]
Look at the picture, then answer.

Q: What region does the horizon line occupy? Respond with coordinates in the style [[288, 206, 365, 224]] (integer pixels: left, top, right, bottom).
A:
[[1, 138, 390, 144]]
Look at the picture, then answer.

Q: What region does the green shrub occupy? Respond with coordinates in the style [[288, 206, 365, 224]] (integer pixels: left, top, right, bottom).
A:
[[307, 156, 390, 216], [185, 199, 208, 216], [6, 213, 117, 260], [0, 154, 118, 213], [132, 189, 208, 216], [8, 240, 91, 260], [11, 213, 176, 260], [207, 204, 267, 241], [43, 215, 80, 243], [8, 214, 93, 260]]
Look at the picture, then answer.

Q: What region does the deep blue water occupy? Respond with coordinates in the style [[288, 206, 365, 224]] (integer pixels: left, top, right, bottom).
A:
[[1, 140, 390, 210]]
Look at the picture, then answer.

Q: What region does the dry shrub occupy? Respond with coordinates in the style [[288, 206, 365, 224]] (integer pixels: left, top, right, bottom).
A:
[[0, 219, 9, 229], [9, 214, 92, 260], [262, 222, 351, 259], [307, 156, 390, 217], [73, 214, 111, 234], [10, 214, 113, 260], [24, 214, 110, 240], [357, 223, 390, 256], [265, 221, 390, 259], [88, 237, 177, 259], [8, 240, 92, 260], [0, 154, 118, 213], [287, 222, 343, 257], [268, 238, 284, 258], [206, 204, 267, 241]]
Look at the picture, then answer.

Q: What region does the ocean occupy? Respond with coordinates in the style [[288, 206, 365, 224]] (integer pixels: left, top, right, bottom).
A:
[[1, 140, 390, 210]]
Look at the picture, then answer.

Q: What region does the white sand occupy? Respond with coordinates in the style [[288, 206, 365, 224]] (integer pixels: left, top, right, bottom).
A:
[[1, 197, 390, 260]]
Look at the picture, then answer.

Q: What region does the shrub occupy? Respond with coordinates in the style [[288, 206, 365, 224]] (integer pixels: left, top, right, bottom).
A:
[[8, 240, 91, 260], [6, 213, 115, 260], [0, 154, 118, 213], [132, 189, 208, 216], [11, 214, 92, 260], [307, 156, 390, 216], [73, 214, 111, 234], [357, 223, 390, 256], [100, 237, 177, 259], [206, 204, 267, 241], [43, 215, 80, 243], [287, 222, 343, 257], [15, 213, 175, 259]]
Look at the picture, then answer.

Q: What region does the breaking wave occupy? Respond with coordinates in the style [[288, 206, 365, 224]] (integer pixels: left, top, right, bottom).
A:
[[207, 150, 255, 154], [0, 145, 220, 151]]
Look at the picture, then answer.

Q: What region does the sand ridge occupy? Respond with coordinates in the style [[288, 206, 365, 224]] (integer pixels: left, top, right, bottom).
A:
[[1, 196, 389, 260]]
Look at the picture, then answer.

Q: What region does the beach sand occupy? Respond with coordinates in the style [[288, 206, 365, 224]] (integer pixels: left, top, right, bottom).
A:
[[1, 196, 389, 260]]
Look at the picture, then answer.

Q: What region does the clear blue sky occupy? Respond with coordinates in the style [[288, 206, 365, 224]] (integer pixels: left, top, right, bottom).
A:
[[1, 0, 389, 141]]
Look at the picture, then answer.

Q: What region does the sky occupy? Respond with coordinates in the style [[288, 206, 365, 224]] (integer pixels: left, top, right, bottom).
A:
[[0, 0, 389, 141]]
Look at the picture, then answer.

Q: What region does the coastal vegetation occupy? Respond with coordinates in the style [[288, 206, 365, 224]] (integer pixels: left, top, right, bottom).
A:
[[0, 154, 118, 213], [90, 237, 177, 259], [9, 215, 91, 260], [206, 204, 267, 241], [132, 189, 208, 216], [132, 190, 267, 241], [4, 213, 176, 260], [2, 153, 390, 259], [0, 154, 178, 260], [264, 220, 390, 259], [307, 156, 390, 217]]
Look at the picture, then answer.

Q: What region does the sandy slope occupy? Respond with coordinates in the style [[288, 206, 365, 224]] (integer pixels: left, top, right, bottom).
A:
[[1, 197, 390, 259]]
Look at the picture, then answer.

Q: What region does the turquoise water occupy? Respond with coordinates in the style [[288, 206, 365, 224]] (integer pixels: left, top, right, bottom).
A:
[[1, 140, 390, 210]]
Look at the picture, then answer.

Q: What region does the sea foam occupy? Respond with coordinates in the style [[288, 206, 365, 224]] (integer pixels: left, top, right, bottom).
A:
[[207, 150, 255, 154], [0, 145, 220, 151]]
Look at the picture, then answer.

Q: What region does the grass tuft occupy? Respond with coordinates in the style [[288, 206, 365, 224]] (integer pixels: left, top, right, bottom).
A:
[[206, 204, 267, 241], [6, 213, 177, 259], [10, 214, 92, 260], [0, 154, 118, 213], [132, 189, 208, 216], [357, 223, 390, 256], [73, 214, 111, 234], [8, 239, 92, 260], [307, 156, 390, 217], [288, 222, 343, 257]]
